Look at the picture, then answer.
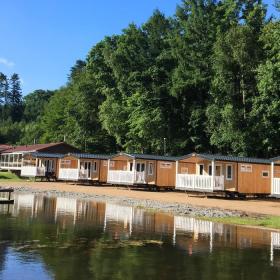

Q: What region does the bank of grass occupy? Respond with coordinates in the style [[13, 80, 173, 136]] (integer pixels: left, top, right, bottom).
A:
[[0, 171, 25, 182], [201, 215, 280, 230]]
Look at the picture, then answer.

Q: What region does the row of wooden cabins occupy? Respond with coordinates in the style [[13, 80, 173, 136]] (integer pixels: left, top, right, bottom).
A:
[[1, 142, 280, 197]]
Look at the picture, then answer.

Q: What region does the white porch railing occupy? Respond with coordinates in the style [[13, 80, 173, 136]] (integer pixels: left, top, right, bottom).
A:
[[79, 170, 90, 180], [107, 170, 146, 185], [58, 168, 79, 181], [176, 174, 224, 192], [107, 170, 134, 185], [272, 178, 280, 195], [21, 166, 45, 177], [272, 232, 280, 248]]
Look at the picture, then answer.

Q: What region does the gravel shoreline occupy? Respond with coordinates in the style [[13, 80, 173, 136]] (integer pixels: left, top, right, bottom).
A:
[[1, 185, 246, 218]]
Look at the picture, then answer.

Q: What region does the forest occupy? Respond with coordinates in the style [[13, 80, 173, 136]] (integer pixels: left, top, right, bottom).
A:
[[0, 0, 279, 158]]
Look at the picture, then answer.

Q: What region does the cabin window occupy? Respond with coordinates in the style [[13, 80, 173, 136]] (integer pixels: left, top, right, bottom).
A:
[[208, 165, 212, 176], [160, 162, 172, 169], [129, 162, 133, 171], [136, 163, 145, 172], [226, 165, 233, 180], [109, 161, 115, 167], [241, 164, 252, 173], [148, 162, 153, 175], [103, 161, 108, 166], [61, 160, 71, 168], [199, 164, 204, 175], [93, 161, 97, 172], [262, 171, 269, 178]]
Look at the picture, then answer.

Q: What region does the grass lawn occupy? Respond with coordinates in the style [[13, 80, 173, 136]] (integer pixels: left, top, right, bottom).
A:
[[201, 215, 280, 230], [0, 171, 25, 182]]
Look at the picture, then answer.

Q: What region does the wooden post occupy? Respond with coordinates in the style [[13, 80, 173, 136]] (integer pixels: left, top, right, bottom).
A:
[[133, 159, 136, 184], [271, 162, 274, 195], [211, 160, 215, 191]]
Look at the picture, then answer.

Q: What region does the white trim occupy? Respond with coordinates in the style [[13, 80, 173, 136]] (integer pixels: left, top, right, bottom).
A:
[[148, 162, 153, 175], [240, 164, 252, 173], [271, 162, 274, 194], [226, 164, 233, 181], [197, 164, 204, 175]]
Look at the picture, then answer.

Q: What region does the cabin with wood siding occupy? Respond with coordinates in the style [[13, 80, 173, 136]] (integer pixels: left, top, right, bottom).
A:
[[107, 153, 177, 189], [21, 152, 62, 178], [175, 153, 275, 195], [57, 153, 110, 182]]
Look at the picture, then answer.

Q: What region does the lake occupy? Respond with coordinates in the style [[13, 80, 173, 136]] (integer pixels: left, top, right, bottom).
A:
[[0, 193, 279, 280]]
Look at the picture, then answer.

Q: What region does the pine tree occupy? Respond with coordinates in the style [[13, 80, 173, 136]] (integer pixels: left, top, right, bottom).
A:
[[9, 73, 23, 122]]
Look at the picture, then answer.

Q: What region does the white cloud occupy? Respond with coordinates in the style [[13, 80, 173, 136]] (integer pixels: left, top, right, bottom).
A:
[[0, 57, 15, 68]]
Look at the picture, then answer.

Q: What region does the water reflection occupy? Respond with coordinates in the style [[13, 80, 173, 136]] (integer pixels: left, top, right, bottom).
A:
[[0, 193, 279, 279]]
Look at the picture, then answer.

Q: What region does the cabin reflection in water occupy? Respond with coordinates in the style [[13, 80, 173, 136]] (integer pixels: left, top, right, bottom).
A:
[[173, 216, 224, 254], [103, 203, 175, 240], [6, 193, 280, 268], [271, 232, 280, 267]]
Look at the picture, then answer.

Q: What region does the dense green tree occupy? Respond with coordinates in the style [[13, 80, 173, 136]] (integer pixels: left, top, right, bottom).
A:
[[249, 20, 280, 156], [8, 73, 23, 122], [207, 0, 267, 155], [1, 0, 280, 158], [23, 89, 54, 122]]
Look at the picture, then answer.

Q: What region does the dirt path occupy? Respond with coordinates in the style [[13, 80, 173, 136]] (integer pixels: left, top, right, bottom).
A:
[[1, 181, 280, 217]]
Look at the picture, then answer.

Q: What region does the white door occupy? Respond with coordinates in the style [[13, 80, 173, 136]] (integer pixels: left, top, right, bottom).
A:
[[80, 161, 92, 179]]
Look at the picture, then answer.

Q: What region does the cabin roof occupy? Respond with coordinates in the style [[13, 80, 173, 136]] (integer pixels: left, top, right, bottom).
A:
[[2, 142, 75, 153], [178, 153, 271, 164], [270, 156, 280, 162], [67, 153, 111, 160], [0, 144, 12, 152], [111, 152, 177, 161], [29, 152, 63, 158]]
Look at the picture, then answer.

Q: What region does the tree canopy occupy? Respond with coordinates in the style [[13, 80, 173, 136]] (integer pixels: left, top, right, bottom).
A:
[[1, 0, 279, 157]]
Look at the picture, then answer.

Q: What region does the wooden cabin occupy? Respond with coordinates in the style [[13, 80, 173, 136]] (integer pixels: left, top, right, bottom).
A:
[[20, 152, 62, 179], [57, 153, 110, 183], [175, 153, 276, 195], [0, 142, 80, 173], [107, 153, 177, 189], [270, 157, 280, 197]]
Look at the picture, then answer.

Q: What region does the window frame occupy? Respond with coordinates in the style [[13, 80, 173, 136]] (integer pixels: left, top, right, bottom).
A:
[[226, 164, 233, 181], [262, 170, 269, 178], [148, 162, 153, 175]]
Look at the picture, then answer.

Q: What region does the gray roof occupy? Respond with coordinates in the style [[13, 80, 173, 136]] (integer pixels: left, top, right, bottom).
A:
[[270, 156, 280, 162], [112, 152, 177, 161], [30, 152, 63, 159], [178, 153, 271, 164], [68, 153, 111, 160]]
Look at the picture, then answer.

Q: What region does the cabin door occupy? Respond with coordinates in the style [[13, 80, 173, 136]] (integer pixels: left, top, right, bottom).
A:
[[215, 165, 222, 176], [43, 160, 54, 172], [136, 162, 146, 183], [80, 161, 91, 179]]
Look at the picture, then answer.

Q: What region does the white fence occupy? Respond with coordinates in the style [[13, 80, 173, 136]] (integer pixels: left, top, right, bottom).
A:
[[58, 168, 79, 181], [272, 178, 280, 195], [272, 232, 280, 248], [107, 170, 146, 185], [79, 170, 90, 180], [176, 174, 224, 192], [21, 166, 45, 177], [175, 216, 213, 234]]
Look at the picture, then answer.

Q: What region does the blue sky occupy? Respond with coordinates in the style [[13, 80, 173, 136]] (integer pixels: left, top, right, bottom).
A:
[[0, 0, 278, 95]]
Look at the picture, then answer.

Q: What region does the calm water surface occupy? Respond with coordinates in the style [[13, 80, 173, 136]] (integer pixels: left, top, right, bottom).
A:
[[0, 193, 279, 280]]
